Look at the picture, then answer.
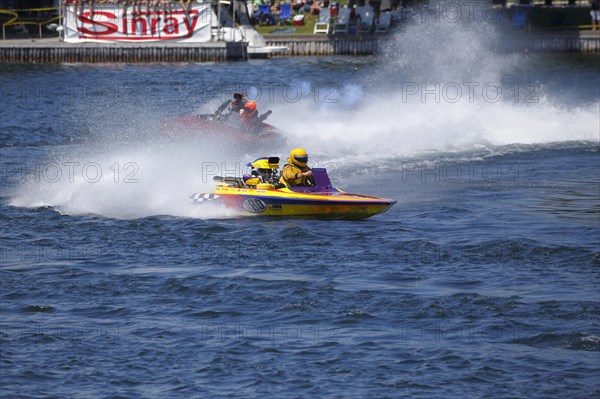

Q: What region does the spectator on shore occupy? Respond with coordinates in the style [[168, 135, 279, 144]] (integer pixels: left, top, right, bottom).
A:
[[251, 0, 267, 21], [161, 0, 172, 18], [271, 0, 281, 18], [253, 0, 265, 8], [178, 0, 193, 16], [300, 0, 313, 14], [310, 1, 320, 15], [592, 0, 600, 31], [292, 0, 306, 13], [75, 0, 94, 17], [310, 0, 328, 15], [122, 0, 139, 17]]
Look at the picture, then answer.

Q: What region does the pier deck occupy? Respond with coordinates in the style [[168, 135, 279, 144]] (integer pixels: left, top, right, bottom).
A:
[[0, 30, 598, 63]]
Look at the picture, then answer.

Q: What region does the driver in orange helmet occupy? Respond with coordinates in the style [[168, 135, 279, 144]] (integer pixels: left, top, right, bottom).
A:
[[240, 100, 259, 130], [240, 100, 274, 133]]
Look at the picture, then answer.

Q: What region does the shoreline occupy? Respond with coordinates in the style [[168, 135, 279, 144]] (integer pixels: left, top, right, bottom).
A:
[[0, 31, 599, 63]]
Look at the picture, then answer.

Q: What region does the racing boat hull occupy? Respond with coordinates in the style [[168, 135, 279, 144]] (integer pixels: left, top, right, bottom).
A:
[[204, 186, 396, 220], [163, 114, 287, 148], [191, 165, 396, 220]]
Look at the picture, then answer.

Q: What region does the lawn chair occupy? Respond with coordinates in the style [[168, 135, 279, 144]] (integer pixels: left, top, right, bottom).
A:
[[356, 6, 374, 34], [313, 7, 331, 34], [277, 3, 292, 26], [332, 7, 350, 34], [375, 10, 392, 33], [256, 4, 273, 26]]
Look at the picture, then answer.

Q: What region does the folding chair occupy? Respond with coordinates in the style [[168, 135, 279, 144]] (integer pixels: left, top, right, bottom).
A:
[[356, 6, 374, 34], [375, 10, 392, 33], [332, 7, 350, 34], [256, 4, 273, 26], [313, 7, 331, 34], [277, 3, 292, 26]]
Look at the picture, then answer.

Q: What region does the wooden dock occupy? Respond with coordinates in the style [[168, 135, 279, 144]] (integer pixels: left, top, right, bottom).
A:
[[501, 31, 600, 53], [265, 34, 378, 57], [0, 31, 598, 63], [0, 38, 239, 63]]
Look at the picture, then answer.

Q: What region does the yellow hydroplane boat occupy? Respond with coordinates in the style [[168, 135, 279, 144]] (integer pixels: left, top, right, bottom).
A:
[[190, 157, 396, 220]]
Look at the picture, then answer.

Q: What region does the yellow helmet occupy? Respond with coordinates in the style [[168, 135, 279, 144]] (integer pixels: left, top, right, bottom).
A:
[[289, 148, 308, 168]]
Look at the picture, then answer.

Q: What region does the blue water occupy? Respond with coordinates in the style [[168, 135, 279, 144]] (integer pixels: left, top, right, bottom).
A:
[[1, 26, 600, 398]]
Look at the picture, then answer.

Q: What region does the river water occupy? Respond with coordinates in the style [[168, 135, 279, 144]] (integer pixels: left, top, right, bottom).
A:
[[1, 14, 599, 399]]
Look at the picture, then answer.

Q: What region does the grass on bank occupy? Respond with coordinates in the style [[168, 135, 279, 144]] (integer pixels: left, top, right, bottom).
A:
[[255, 15, 318, 35], [254, 0, 350, 35]]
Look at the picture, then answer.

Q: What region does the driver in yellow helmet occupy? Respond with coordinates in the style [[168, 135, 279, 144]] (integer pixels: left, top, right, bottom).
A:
[[281, 148, 315, 187]]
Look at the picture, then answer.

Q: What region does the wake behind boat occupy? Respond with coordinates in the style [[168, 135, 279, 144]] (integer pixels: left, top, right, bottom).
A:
[[191, 157, 396, 220]]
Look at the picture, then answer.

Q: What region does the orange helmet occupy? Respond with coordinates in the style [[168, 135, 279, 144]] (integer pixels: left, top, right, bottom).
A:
[[243, 101, 257, 116]]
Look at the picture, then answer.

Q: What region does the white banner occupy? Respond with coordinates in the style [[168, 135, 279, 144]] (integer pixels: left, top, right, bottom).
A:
[[63, 4, 213, 43]]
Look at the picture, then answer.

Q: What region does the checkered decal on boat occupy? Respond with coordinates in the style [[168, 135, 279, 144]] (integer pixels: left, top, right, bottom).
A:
[[190, 193, 220, 203]]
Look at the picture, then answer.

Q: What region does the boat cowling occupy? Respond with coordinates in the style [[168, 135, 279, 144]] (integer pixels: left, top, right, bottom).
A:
[[288, 168, 338, 193]]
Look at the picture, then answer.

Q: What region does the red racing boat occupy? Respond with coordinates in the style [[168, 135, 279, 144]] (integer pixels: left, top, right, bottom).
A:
[[163, 111, 287, 148]]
